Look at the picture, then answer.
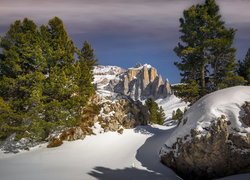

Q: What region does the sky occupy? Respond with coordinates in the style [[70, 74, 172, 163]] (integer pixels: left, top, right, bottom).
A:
[[0, 0, 250, 83]]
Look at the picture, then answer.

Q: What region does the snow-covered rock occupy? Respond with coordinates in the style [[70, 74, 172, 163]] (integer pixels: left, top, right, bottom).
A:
[[93, 65, 125, 90], [160, 86, 250, 179]]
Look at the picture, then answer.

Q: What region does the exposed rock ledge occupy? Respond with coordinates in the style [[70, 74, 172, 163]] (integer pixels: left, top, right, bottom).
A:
[[160, 86, 250, 179], [47, 94, 149, 148]]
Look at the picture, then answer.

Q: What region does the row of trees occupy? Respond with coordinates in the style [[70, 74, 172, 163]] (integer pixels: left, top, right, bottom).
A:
[[0, 17, 96, 141], [174, 0, 247, 103]]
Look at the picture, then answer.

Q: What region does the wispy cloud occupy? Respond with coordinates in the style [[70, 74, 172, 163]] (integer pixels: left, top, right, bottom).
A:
[[0, 0, 249, 81]]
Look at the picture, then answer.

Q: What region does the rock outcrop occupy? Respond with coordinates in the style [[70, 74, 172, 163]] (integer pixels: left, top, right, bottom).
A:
[[98, 96, 149, 132], [47, 94, 149, 148], [159, 86, 250, 179], [112, 64, 172, 100]]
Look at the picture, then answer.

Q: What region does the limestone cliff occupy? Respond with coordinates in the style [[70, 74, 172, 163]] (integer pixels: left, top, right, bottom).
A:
[[112, 64, 172, 100]]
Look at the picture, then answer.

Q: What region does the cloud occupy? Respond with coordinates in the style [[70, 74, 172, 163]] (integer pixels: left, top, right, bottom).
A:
[[0, 0, 249, 58]]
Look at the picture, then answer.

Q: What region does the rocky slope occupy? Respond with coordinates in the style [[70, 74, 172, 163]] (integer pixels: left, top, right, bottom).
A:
[[160, 86, 250, 179]]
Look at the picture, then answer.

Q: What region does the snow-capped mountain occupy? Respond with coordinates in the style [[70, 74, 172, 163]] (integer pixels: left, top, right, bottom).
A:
[[93, 64, 187, 121], [114, 64, 172, 101]]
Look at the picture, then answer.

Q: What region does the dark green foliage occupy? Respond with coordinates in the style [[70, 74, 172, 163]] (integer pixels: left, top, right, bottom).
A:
[[238, 49, 250, 85], [172, 81, 199, 104], [145, 98, 165, 125], [174, 0, 242, 99], [172, 108, 184, 122], [217, 75, 247, 89], [157, 106, 165, 125], [0, 17, 97, 142], [76, 41, 97, 107]]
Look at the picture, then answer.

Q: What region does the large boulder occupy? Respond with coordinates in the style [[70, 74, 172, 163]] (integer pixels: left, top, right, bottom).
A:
[[160, 86, 250, 179]]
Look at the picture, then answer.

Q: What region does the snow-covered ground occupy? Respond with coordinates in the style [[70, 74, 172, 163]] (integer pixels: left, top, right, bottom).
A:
[[156, 94, 188, 122], [1, 124, 249, 180], [0, 125, 180, 180]]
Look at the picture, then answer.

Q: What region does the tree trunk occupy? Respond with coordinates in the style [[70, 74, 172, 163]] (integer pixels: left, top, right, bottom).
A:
[[200, 64, 206, 95]]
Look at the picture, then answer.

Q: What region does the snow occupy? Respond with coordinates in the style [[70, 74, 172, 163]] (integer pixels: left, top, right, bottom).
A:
[[91, 122, 104, 135], [93, 65, 124, 89], [128, 64, 152, 70], [0, 125, 180, 180], [93, 65, 125, 75], [156, 94, 189, 122], [161, 86, 250, 153], [1, 125, 247, 180]]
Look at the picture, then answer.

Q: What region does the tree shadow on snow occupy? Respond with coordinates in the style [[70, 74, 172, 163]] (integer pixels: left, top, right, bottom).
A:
[[134, 125, 180, 179], [88, 166, 166, 180], [88, 125, 180, 180]]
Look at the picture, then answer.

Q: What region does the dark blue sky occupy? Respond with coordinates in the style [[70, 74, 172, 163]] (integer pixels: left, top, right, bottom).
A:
[[1, 0, 250, 83]]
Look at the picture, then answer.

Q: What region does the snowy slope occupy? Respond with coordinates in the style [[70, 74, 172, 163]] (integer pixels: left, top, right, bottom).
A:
[[161, 86, 250, 150], [156, 95, 188, 122], [0, 125, 180, 180], [93, 65, 125, 89], [1, 125, 248, 180]]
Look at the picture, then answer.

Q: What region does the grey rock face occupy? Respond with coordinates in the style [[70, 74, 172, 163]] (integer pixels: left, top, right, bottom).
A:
[[242, 101, 250, 126], [160, 114, 250, 180], [99, 96, 149, 132], [113, 64, 172, 100]]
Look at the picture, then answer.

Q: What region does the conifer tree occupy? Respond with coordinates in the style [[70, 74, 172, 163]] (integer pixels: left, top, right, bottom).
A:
[[174, 0, 243, 95], [41, 17, 79, 127], [0, 18, 46, 139], [145, 98, 165, 125], [238, 49, 250, 85], [0, 17, 98, 141], [157, 106, 165, 125], [76, 41, 97, 104]]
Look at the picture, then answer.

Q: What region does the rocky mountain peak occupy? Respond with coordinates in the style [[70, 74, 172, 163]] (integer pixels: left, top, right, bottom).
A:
[[112, 64, 172, 100]]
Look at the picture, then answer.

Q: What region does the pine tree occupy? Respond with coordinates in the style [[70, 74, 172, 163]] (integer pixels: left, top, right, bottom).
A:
[[238, 49, 250, 85], [174, 0, 241, 96], [145, 98, 165, 125], [172, 80, 199, 104], [76, 41, 97, 108], [0, 17, 98, 142], [172, 108, 184, 122], [157, 106, 165, 125], [0, 18, 46, 139], [41, 17, 79, 128]]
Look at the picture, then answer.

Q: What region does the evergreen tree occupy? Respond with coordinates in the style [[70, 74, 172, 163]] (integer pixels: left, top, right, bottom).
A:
[[172, 108, 184, 122], [174, 0, 242, 96], [238, 48, 250, 85], [40, 17, 75, 70], [172, 80, 199, 104], [0, 18, 46, 139], [0, 17, 99, 141], [157, 106, 165, 125], [145, 98, 165, 125], [41, 17, 79, 128], [76, 41, 97, 103]]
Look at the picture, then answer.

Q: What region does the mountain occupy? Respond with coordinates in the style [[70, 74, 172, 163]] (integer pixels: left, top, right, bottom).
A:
[[160, 86, 250, 179], [93, 64, 187, 122], [112, 64, 172, 100]]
